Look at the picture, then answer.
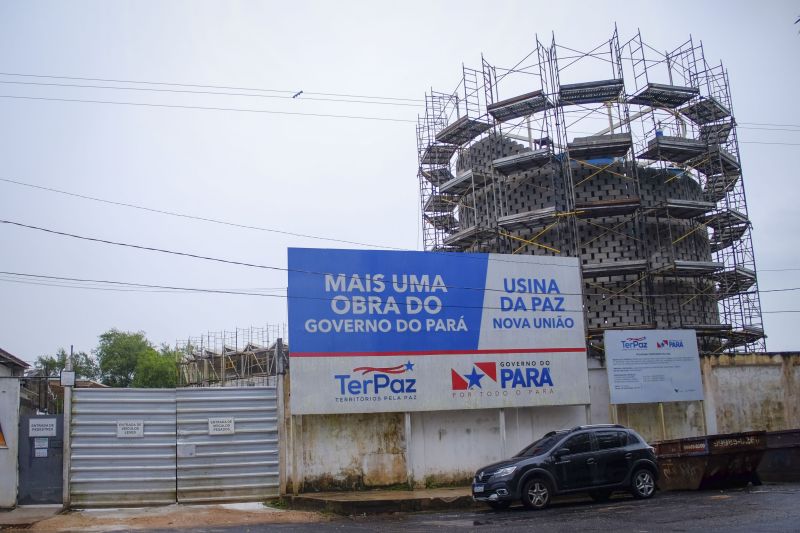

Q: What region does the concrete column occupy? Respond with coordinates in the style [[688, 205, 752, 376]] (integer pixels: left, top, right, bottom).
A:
[[404, 412, 413, 488]]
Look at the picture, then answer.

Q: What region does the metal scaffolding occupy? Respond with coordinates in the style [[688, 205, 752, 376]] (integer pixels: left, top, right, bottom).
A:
[[415, 27, 765, 354], [175, 324, 288, 387]]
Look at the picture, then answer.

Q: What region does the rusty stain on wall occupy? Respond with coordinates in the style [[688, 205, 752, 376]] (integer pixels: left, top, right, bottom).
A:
[[299, 412, 406, 490]]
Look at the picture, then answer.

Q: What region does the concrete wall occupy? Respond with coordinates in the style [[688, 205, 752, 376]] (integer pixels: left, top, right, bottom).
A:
[[0, 379, 20, 507], [702, 353, 800, 433], [285, 353, 800, 492]]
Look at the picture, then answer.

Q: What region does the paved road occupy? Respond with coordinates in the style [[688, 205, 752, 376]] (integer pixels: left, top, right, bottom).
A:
[[150, 483, 800, 532]]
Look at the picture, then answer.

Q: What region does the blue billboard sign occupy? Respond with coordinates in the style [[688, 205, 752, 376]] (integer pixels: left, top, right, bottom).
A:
[[288, 248, 589, 414]]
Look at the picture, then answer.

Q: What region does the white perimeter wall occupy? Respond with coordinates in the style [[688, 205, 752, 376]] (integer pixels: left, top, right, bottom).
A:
[[0, 379, 20, 507], [286, 353, 800, 492]]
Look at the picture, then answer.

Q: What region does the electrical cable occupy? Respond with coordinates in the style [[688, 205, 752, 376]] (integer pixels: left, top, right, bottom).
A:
[[0, 95, 417, 123], [0, 177, 406, 250], [0, 80, 422, 108], [0, 71, 423, 102]]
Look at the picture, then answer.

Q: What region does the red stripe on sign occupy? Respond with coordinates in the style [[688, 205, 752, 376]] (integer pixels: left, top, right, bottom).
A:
[[291, 347, 586, 357]]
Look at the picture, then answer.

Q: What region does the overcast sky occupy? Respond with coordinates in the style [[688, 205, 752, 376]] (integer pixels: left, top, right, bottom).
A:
[[1, 1, 798, 364]]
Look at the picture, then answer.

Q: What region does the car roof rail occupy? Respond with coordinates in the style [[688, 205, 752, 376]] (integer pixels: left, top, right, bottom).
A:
[[569, 424, 626, 431]]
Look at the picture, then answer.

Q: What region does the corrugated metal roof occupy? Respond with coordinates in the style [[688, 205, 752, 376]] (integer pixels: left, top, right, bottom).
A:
[[0, 347, 30, 368]]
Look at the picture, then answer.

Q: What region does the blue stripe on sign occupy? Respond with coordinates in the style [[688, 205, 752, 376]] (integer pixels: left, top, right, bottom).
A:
[[288, 248, 489, 354]]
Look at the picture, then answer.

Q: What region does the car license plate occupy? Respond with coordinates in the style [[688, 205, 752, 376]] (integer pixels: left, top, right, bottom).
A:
[[473, 484, 484, 493]]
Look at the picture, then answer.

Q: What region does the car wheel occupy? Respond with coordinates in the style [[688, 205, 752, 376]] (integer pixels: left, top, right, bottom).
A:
[[521, 478, 552, 510], [630, 468, 656, 499], [487, 500, 511, 511], [589, 489, 612, 502]]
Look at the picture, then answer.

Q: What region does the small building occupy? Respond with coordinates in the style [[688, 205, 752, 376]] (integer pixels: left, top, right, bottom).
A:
[[0, 347, 29, 377]]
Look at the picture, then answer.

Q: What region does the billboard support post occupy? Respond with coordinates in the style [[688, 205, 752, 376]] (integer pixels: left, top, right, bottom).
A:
[[404, 412, 413, 488], [659, 402, 667, 440]]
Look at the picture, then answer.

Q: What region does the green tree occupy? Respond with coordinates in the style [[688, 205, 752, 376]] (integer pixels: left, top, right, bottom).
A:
[[93, 329, 179, 388], [131, 347, 177, 388], [34, 348, 100, 381]]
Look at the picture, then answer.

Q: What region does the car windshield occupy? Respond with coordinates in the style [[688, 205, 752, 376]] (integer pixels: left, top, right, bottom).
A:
[[514, 433, 564, 457]]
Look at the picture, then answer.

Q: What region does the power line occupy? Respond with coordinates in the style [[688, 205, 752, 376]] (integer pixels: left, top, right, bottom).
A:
[[739, 121, 800, 128], [0, 95, 417, 123], [0, 80, 422, 108], [0, 71, 423, 102], [0, 177, 406, 250], [0, 271, 284, 297], [738, 141, 800, 146], [0, 219, 290, 272]]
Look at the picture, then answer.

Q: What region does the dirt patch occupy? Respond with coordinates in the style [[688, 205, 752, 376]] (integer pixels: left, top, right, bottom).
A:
[[28, 503, 327, 532]]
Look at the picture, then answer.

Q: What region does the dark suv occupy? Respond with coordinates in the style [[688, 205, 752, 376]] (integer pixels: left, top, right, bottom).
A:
[[472, 424, 658, 510]]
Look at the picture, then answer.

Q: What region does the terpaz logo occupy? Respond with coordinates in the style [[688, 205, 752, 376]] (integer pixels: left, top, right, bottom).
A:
[[451, 362, 553, 390], [620, 336, 648, 350], [334, 361, 416, 395]]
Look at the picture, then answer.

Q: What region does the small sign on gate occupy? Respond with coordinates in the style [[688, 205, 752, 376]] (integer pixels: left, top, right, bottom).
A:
[[208, 417, 235, 435], [116, 420, 144, 438], [34, 437, 49, 449], [29, 418, 57, 437]]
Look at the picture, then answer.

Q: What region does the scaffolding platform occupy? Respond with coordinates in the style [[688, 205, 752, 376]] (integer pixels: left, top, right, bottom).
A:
[[680, 96, 731, 125], [487, 90, 553, 122], [575, 197, 640, 218], [436, 116, 493, 145], [424, 212, 459, 232], [431, 244, 460, 253], [493, 148, 551, 174], [568, 132, 632, 160], [423, 193, 458, 213], [628, 83, 699, 108], [497, 205, 558, 231], [724, 326, 766, 349], [558, 79, 624, 105], [653, 260, 723, 277], [714, 266, 757, 298], [582, 259, 648, 277], [702, 208, 750, 251], [700, 121, 733, 145], [443, 225, 494, 248], [638, 135, 707, 163], [654, 198, 716, 219], [421, 143, 458, 165], [684, 323, 733, 336], [690, 146, 741, 175], [439, 169, 491, 195], [703, 172, 740, 202], [420, 167, 454, 186], [588, 324, 655, 339]]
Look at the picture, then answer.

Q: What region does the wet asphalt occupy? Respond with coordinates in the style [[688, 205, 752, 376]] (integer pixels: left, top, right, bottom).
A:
[[146, 482, 800, 532]]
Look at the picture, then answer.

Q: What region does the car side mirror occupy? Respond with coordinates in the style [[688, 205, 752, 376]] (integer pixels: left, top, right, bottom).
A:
[[555, 447, 570, 458]]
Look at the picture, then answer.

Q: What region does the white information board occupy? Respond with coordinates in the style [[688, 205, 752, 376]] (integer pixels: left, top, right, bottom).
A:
[[604, 329, 704, 405]]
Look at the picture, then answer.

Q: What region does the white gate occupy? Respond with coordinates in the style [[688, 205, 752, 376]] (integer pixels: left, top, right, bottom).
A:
[[70, 388, 177, 507], [176, 387, 279, 503], [69, 387, 279, 507]]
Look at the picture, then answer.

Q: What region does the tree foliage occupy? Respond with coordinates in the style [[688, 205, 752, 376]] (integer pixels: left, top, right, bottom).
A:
[[34, 348, 100, 381], [94, 329, 175, 388], [131, 347, 177, 388]]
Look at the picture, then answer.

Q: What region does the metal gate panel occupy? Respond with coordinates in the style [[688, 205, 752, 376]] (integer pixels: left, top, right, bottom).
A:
[[70, 389, 176, 506], [18, 415, 64, 504], [176, 387, 279, 503]]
